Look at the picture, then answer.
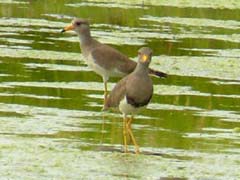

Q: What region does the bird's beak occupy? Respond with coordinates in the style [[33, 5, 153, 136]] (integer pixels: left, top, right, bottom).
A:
[[142, 54, 148, 62], [61, 24, 74, 33]]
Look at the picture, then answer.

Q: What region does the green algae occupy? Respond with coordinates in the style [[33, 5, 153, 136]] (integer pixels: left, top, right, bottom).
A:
[[141, 16, 240, 30], [0, 0, 28, 4], [0, 48, 82, 61], [152, 56, 240, 80], [83, 0, 240, 9], [0, 0, 240, 179]]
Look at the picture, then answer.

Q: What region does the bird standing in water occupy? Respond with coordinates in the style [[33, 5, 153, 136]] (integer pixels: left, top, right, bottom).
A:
[[61, 18, 166, 105], [104, 47, 154, 154]]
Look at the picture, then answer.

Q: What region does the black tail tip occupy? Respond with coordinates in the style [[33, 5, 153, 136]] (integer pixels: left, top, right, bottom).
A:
[[149, 68, 167, 78], [155, 71, 167, 78]]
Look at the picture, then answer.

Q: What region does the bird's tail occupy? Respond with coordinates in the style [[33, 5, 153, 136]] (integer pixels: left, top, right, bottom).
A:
[[149, 68, 167, 78]]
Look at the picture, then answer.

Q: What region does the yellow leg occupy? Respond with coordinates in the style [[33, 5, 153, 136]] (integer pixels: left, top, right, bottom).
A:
[[127, 116, 133, 127], [127, 116, 140, 154], [123, 116, 128, 153], [104, 81, 108, 104]]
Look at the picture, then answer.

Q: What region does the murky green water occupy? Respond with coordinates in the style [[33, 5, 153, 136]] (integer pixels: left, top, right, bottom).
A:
[[0, 0, 240, 179]]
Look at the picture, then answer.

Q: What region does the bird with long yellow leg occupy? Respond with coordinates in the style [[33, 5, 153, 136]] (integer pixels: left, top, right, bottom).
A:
[[103, 47, 154, 154], [61, 18, 166, 106]]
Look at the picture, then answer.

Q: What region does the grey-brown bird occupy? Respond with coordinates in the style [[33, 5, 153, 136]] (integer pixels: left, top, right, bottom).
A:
[[104, 47, 154, 154], [61, 18, 165, 104]]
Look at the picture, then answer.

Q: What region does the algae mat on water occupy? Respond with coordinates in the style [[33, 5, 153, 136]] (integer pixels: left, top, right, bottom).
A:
[[0, 0, 240, 179]]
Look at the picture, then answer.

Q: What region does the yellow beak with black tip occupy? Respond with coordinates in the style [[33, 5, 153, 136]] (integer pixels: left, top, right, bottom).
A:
[[61, 24, 74, 33]]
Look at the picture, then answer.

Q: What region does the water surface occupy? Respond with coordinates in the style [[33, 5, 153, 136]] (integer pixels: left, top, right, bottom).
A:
[[0, 0, 240, 179]]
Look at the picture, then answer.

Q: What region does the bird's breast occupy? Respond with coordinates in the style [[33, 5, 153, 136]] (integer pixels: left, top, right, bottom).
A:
[[84, 54, 107, 77], [119, 96, 145, 116]]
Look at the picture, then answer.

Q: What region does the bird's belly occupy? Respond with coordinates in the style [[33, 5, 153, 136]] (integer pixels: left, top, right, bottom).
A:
[[85, 55, 103, 73], [85, 55, 126, 78], [89, 61, 106, 76], [108, 68, 126, 77], [119, 97, 145, 116]]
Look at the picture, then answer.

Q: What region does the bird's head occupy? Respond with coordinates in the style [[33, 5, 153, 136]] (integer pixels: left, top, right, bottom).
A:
[[138, 47, 153, 66], [61, 18, 90, 35]]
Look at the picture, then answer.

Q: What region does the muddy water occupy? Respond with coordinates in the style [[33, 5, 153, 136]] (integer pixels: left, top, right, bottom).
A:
[[0, 0, 240, 179]]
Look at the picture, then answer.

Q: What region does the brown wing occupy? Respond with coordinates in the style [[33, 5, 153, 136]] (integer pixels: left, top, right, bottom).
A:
[[103, 77, 128, 110], [91, 44, 136, 74]]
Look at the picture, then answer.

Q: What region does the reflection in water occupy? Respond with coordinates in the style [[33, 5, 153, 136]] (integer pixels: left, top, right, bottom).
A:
[[0, 0, 240, 179]]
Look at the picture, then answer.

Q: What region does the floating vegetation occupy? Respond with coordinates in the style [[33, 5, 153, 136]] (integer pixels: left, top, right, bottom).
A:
[[0, 0, 28, 4], [0, 1, 240, 179], [153, 56, 240, 80], [195, 110, 240, 122], [141, 16, 240, 30], [82, 0, 240, 9], [0, 48, 82, 61], [66, 2, 148, 9]]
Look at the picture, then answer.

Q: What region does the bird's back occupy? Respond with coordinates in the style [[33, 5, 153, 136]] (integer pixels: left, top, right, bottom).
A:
[[90, 43, 137, 74]]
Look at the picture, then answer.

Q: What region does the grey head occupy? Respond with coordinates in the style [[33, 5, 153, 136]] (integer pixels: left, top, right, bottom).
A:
[[61, 18, 90, 35], [137, 47, 153, 67]]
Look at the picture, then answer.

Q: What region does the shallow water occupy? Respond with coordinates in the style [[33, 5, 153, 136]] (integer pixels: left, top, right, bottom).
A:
[[0, 0, 240, 179]]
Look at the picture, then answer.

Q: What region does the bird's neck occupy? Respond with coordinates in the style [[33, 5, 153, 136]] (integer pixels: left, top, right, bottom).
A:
[[78, 30, 95, 57], [134, 63, 149, 76], [78, 30, 92, 46]]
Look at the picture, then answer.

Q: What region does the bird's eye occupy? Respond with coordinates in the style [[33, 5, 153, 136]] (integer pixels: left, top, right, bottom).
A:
[[76, 22, 81, 26]]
